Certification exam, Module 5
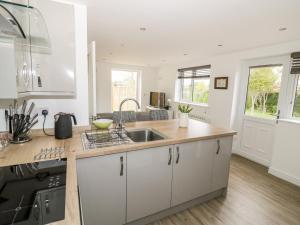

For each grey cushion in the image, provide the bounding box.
[97,113,113,120]
[136,112,151,121]
[113,111,137,123]
[149,110,169,121]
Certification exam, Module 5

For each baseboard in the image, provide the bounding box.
[233,150,270,167]
[268,167,300,187]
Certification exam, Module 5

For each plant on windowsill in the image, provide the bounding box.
[178,104,193,127]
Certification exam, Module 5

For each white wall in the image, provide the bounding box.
[96,62,158,113]
[0,2,89,131]
[158,40,300,186]
[158,39,300,130]
[269,120,300,186]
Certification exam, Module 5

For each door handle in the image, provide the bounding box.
[176,146,180,164]
[168,147,172,165]
[216,140,221,154]
[120,156,124,176]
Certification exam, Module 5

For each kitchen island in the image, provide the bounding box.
[0,119,236,225]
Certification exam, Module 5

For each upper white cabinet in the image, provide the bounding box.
[28,0,75,95]
[172,141,214,206]
[0,0,76,99]
[212,136,233,191]
[77,153,127,225]
[127,146,173,222]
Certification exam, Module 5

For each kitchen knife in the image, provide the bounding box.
[4,110,9,131]
[22,119,38,135]
[8,105,12,134]
[18,113,38,136]
[15,100,28,136]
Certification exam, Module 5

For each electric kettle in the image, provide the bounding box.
[54,113,77,139]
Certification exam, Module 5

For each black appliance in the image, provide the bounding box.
[0,159,67,225]
[54,113,77,139]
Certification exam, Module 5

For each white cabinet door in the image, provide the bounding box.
[127,146,173,222]
[77,153,126,225]
[172,141,214,206]
[212,136,233,191]
[29,0,75,94]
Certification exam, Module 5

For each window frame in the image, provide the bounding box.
[178,65,211,106]
[110,68,142,112]
[290,74,300,120]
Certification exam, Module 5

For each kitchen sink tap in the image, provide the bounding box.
[116,98,140,130]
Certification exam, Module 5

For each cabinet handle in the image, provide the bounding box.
[176,146,180,164]
[77,186,85,225]
[216,140,221,154]
[168,147,172,165]
[120,156,124,176]
[45,195,50,214]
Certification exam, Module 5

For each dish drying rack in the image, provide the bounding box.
[81,128,132,150]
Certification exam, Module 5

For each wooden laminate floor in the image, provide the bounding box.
[150,155,300,225]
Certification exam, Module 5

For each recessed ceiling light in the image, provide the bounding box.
[279,27,287,31]
[218,44,223,47]
[140,27,147,31]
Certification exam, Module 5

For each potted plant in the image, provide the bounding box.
[178,104,193,127]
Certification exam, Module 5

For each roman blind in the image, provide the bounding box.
[178,65,211,79]
[291,52,300,74]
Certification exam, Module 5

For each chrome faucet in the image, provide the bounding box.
[116,98,141,129]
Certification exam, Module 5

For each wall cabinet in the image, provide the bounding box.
[0,0,75,98]
[171,141,214,206]
[28,0,75,95]
[127,146,173,222]
[77,153,126,225]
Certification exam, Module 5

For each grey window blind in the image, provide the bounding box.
[291,52,300,74]
[178,65,211,79]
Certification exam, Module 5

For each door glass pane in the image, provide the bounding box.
[181,79,192,101]
[293,76,300,118]
[111,70,138,111]
[245,65,283,119]
[193,78,209,104]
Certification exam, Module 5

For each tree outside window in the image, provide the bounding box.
[245,65,283,119]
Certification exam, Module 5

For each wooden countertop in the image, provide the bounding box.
[0,119,236,225]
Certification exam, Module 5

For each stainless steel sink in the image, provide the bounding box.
[125,128,167,142]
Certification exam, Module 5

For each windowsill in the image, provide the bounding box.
[173,101,209,108]
[278,118,300,125]
[244,115,276,125]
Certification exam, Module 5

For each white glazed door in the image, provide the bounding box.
[77,153,126,225]
[211,137,233,191]
[238,56,291,166]
[171,141,214,207]
[127,146,173,222]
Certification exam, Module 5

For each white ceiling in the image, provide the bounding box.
[82,0,300,66]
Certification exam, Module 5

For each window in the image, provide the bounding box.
[178,65,211,105]
[245,65,283,119]
[292,75,300,118]
[111,70,140,111]
[291,52,300,119]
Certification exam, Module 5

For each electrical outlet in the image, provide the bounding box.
[36,107,50,117]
